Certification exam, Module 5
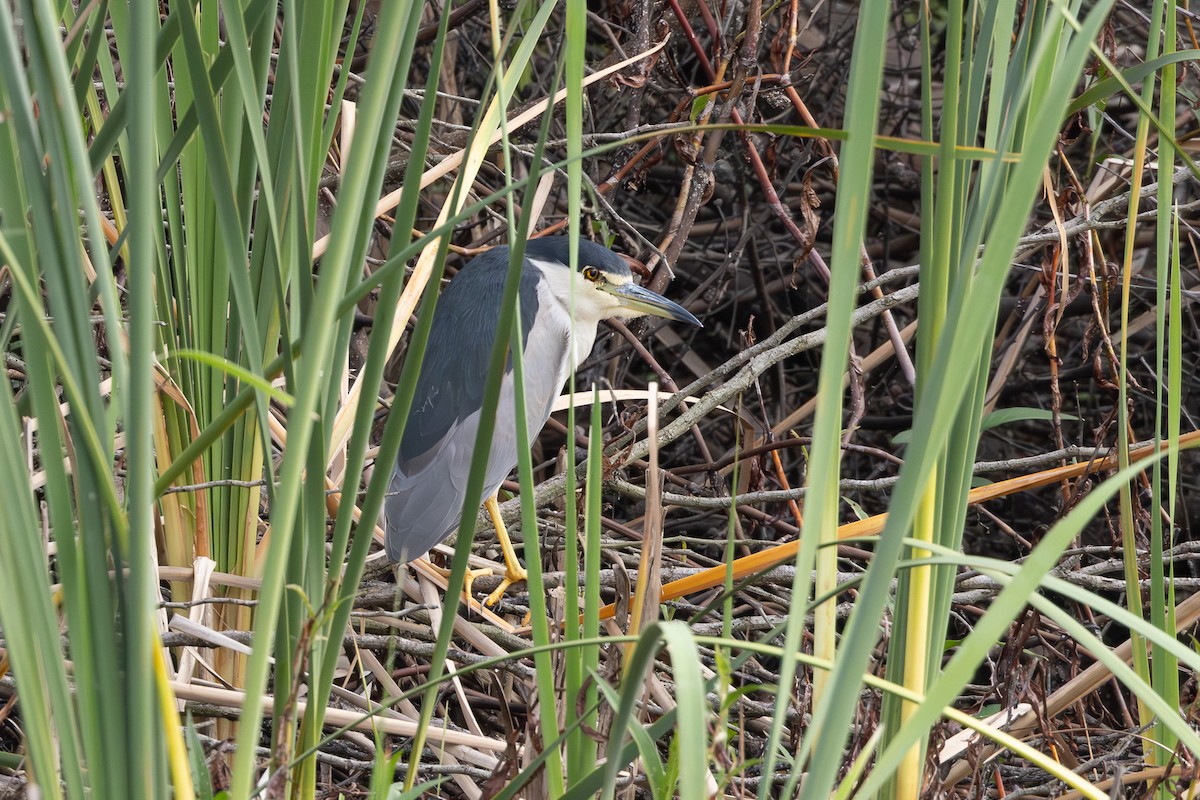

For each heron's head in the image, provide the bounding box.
[522,237,702,328]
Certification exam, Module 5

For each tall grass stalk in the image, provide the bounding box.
[885,0,1004,793]
[1124,0,1182,776]
[396,0,562,788]
[758,0,890,794]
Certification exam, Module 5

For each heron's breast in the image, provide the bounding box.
[518,293,594,429]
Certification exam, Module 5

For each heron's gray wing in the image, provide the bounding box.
[385,416,479,562]
[383,341,568,563]
[385,249,546,562]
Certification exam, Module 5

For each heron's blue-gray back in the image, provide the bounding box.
[398,248,542,461]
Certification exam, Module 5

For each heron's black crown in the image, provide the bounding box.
[521,236,632,281]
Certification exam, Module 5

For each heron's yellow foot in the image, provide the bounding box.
[483,494,528,606]
[484,560,529,607]
[427,562,494,602]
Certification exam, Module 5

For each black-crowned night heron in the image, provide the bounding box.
[385,236,701,605]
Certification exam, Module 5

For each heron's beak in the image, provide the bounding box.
[606,282,702,326]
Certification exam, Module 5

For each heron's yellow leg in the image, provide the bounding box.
[483,494,528,606]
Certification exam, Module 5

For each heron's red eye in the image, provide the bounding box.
[582,266,601,282]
